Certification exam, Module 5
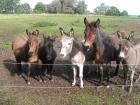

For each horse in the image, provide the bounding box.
[59,27,85,88]
[12,29,39,85]
[119,39,140,92]
[38,35,56,82]
[83,18,122,85]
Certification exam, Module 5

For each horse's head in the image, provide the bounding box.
[59,27,74,59]
[26,29,39,57]
[84,18,100,48]
[119,39,133,59]
[43,35,55,60]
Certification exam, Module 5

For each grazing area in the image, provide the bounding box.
[0,14,140,105]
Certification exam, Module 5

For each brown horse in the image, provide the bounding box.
[12,29,39,85]
[83,18,122,84]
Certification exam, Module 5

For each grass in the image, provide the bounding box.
[0,14,140,37]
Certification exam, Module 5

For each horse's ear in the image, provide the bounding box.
[59,27,65,36]
[84,17,88,26]
[69,28,74,37]
[36,30,39,37]
[95,18,100,26]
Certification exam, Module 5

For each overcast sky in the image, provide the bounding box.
[20,0,140,15]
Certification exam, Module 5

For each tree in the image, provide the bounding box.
[33,2,47,13]
[47,0,61,13]
[75,0,87,14]
[105,6,120,16]
[15,3,31,14]
[94,3,109,15]
[0,0,20,13]
[120,10,128,16]
[60,0,64,13]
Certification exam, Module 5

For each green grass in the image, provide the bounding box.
[0,14,140,37]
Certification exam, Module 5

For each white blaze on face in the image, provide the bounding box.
[119,51,125,58]
[60,37,73,59]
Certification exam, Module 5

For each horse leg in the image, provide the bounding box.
[129,69,135,93]
[106,63,111,85]
[16,59,22,77]
[79,64,84,88]
[27,63,31,85]
[99,65,103,84]
[47,64,53,80]
[123,65,128,86]
[72,66,77,87]
[41,64,47,82]
[115,60,120,75]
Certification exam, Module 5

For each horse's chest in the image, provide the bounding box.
[71,52,85,64]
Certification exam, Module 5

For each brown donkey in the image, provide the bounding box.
[12,29,39,85]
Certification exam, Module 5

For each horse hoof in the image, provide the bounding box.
[43,80,47,83]
[107,85,110,88]
[39,79,42,83]
[27,81,31,85]
[122,85,125,90]
[80,86,84,89]
[72,83,76,87]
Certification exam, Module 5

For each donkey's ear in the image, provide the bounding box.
[84,17,88,26]
[59,27,65,36]
[36,29,39,37]
[128,31,134,40]
[117,30,122,39]
[95,18,100,26]
[70,28,74,37]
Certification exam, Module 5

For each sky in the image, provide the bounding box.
[20,0,140,15]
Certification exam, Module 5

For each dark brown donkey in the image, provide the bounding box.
[83,18,122,84]
[12,29,39,85]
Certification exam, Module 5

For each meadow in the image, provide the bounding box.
[0,14,140,105]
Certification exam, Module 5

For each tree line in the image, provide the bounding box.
[0,0,138,16]
[94,3,128,16]
[0,0,87,14]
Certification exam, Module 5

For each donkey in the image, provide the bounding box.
[83,18,122,84]
[119,39,140,93]
[38,35,56,82]
[113,30,135,44]
[59,27,85,88]
[12,29,39,85]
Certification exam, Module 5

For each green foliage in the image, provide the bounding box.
[120,10,128,16]
[75,0,87,14]
[15,3,31,14]
[0,0,20,13]
[33,21,57,27]
[106,6,120,16]
[94,3,109,15]
[47,0,61,13]
[33,2,47,13]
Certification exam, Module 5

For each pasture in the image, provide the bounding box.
[0,14,140,105]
